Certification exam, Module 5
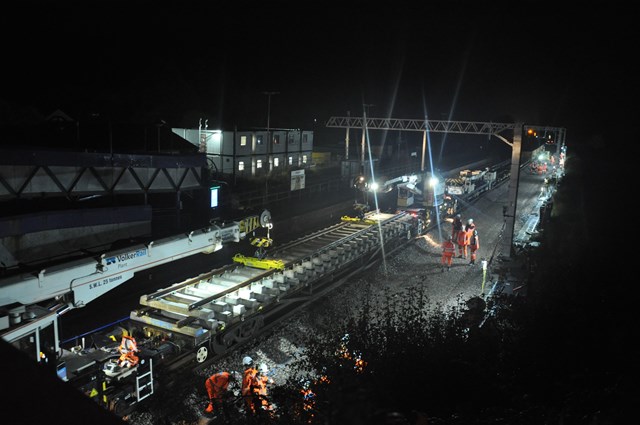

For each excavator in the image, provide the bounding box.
[352,170,456,228]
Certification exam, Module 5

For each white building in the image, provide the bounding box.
[172,127,314,178]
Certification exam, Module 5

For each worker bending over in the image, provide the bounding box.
[204,371,235,417]
[117,335,139,368]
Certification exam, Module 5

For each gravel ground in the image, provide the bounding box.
[126,170,548,425]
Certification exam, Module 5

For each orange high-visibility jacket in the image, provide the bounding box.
[119,335,138,354]
[254,374,273,409]
[242,367,258,397]
[205,371,232,413]
[206,371,231,400]
[457,228,469,246]
[469,229,479,248]
[466,224,476,242]
[442,239,456,256]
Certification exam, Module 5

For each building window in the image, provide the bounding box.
[256,135,264,145]
[238,161,245,171]
[302,134,308,144]
[288,156,293,165]
[274,157,279,167]
[273,134,280,145]
[240,135,247,146]
[288,133,295,144]
[302,155,308,164]
[257,159,263,169]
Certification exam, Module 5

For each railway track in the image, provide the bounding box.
[90,211,422,387]
[187,215,425,373]
[50,157,525,419]
[181,161,520,376]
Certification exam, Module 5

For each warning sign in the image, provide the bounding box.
[291,169,305,191]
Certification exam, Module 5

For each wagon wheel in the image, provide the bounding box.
[195,345,209,363]
[210,315,265,355]
[232,315,265,344]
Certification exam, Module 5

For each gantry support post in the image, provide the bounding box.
[501,123,523,259]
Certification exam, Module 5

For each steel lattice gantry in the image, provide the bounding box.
[0,148,209,267]
[325,116,566,259]
[0,149,206,201]
[325,116,565,149]
[326,116,516,135]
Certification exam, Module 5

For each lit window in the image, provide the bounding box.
[210,186,219,208]
[274,157,279,167]
[302,155,307,164]
[238,161,245,171]
[256,135,264,145]
[257,159,263,169]
[240,136,247,146]
[288,156,293,165]
[273,134,280,145]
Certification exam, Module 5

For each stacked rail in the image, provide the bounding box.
[129,211,421,356]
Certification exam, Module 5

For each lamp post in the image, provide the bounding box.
[262,91,279,200]
[262,91,279,168]
[361,104,374,171]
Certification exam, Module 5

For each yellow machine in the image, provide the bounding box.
[340,215,377,226]
[232,253,285,270]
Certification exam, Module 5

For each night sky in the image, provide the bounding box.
[1,2,633,150]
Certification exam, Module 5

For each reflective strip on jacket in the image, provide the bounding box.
[206,371,231,400]
[457,229,469,246]
[442,240,456,255]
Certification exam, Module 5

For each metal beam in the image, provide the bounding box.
[326,117,564,145]
[326,117,518,136]
[326,116,566,260]
[501,123,524,259]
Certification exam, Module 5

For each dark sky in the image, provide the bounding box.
[1,1,633,147]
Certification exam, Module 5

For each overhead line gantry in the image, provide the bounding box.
[325,116,566,260]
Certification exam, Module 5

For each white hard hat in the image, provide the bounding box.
[259,363,268,374]
[467,218,473,224]
[242,356,253,366]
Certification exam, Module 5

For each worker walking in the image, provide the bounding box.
[468,228,479,265]
[241,356,259,415]
[456,222,470,259]
[204,371,235,418]
[464,218,476,262]
[441,234,456,271]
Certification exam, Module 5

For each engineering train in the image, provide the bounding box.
[1,160,512,419]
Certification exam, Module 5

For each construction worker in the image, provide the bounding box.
[204,371,235,417]
[441,234,456,271]
[456,221,470,259]
[254,363,275,414]
[451,214,463,246]
[466,218,476,235]
[468,228,479,265]
[117,334,139,368]
[241,356,259,414]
